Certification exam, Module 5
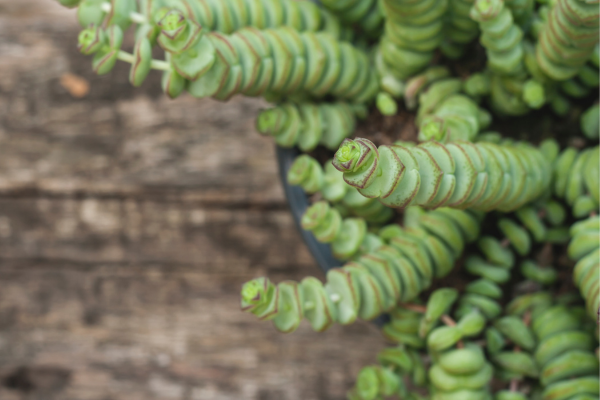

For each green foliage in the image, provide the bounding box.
[536,0,600,80]
[332,138,552,211]
[379,0,448,80]
[57,0,600,398]
[569,216,600,320]
[301,200,382,259]
[256,102,365,151]
[554,146,599,217]
[418,94,490,142]
[470,0,525,76]
[287,155,393,224]
[319,0,383,38]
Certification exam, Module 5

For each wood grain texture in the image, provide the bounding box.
[0,1,386,399]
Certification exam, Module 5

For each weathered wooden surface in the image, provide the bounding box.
[0,1,386,399]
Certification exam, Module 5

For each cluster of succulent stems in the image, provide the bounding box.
[59,0,599,398]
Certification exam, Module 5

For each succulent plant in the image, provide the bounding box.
[57,0,599,398]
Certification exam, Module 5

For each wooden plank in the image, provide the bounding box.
[0,1,387,399]
[0,260,385,400]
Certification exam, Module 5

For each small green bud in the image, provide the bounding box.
[256,108,286,136]
[420,119,446,141]
[523,80,545,109]
[427,326,463,351]
[334,141,361,172]
[355,367,379,400]
[158,10,187,40]
[157,10,203,54]
[464,73,491,97]
[77,25,105,55]
[240,277,279,320]
[241,279,265,305]
[376,92,398,116]
[91,25,123,75]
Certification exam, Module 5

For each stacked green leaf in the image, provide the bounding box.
[504,0,535,27]
[403,66,451,109]
[349,343,428,399]
[73,0,349,38]
[241,207,481,332]
[489,315,539,383]
[418,94,491,142]
[568,216,600,321]
[495,200,570,258]
[470,0,525,76]
[441,0,479,59]
[379,0,448,80]
[559,44,600,99]
[77,11,380,101]
[535,0,600,80]
[301,201,383,260]
[256,102,366,151]
[464,64,546,117]
[318,0,384,38]
[415,78,463,123]
[554,145,599,217]
[332,138,552,211]
[346,364,405,400]
[429,345,494,399]
[287,155,393,224]
[580,103,600,140]
[527,298,600,399]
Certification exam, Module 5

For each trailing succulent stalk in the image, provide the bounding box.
[70,0,350,38]
[568,216,600,321]
[332,138,552,211]
[581,103,600,139]
[441,0,480,59]
[256,102,366,151]
[403,66,451,109]
[300,201,383,260]
[58,0,600,398]
[470,0,525,77]
[553,145,599,217]
[287,155,394,224]
[378,0,448,81]
[535,0,600,81]
[418,94,492,142]
[77,11,380,101]
[470,0,525,76]
[513,293,600,399]
[558,44,600,99]
[415,78,463,123]
[241,207,482,333]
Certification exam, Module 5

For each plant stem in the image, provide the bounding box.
[117,50,170,71]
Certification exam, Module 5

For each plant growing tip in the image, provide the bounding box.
[241,279,265,305]
[78,25,105,55]
[157,10,203,54]
[522,80,545,109]
[419,119,446,142]
[376,92,397,116]
[333,139,364,174]
[471,0,503,20]
[158,10,187,40]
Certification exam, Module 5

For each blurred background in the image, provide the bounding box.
[0,1,385,399]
